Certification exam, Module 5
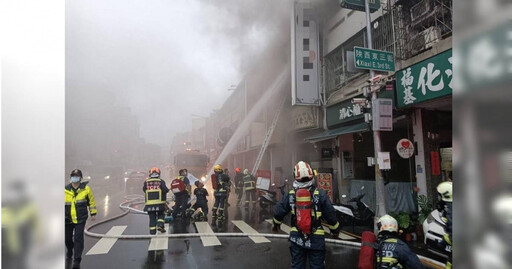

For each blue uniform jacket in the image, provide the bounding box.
[376,234,424,269]
[273,187,340,251]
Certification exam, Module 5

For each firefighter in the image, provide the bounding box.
[273,161,341,269]
[172,169,190,218]
[234,167,244,205]
[436,181,452,269]
[65,169,97,269]
[243,169,257,208]
[143,167,169,234]
[375,215,423,269]
[211,164,230,220]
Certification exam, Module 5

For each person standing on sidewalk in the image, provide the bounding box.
[65,169,97,269]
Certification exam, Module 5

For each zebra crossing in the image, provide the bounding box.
[85,219,358,256]
[86,220,271,255]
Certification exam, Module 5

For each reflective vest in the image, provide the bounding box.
[145,178,166,206]
[243,174,255,190]
[65,182,97,224]
[289,188,325,236]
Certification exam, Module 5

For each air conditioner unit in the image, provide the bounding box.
[424,27,441,48]
[410,0,432,22]
[410,32,426,55]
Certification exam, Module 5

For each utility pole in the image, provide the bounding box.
[364,0,387,219]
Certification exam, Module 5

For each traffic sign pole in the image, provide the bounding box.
[364,0,387,221]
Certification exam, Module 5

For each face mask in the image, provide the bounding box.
[70,176,81,183]
[150,173,159,178]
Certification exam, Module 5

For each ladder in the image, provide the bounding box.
[251,94,287,176]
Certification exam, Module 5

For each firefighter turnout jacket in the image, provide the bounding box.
[65,182,97,224]
[143,177,169,212]
[243,174,256,191]
[375,233,424,269]
[215,173,230,196]
[273,187,340,250]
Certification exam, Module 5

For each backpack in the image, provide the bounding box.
[292,187,319,235]
[171,177,186,194]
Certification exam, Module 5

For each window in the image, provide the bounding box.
[303,57,313,69]
[303,75,310,81]
[303,38,309,51]
[303,20,309,27]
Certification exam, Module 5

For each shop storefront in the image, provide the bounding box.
[395,48,453,203]
[307,87,419,213]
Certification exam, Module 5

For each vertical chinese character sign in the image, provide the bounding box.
[396,49,453,107]
[317,173,333,201]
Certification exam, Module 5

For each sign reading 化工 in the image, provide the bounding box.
[396,49,452,108]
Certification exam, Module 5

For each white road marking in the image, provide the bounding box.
[86,226,127,255]
[148,223,170,251]
[323,225,356,240]
[194,221,221,247]
[265,219,291,234]
[232,220,271,243]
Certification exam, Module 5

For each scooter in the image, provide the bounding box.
[422,209,451,258]
[333,186,375,229]
[258,181,288,217]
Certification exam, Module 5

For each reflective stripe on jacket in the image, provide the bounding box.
[243,174,255,190]
[65,182,97,224]
[273,187,340,250]
[215,173,230,194]
[375,236,424,269]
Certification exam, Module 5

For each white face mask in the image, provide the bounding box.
[70,176,81,183]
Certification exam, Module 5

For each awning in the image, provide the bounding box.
[305,122,369,143]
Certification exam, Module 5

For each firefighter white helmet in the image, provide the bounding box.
[293,161,314,182]
[377,215,398,233]
[437,181,453,202]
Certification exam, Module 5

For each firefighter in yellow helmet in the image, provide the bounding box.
[143,167,169,234]
[65,169,97,269]
[211,164,230,220]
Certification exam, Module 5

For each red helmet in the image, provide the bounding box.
[149,167,160,177]
[235,168,241,173]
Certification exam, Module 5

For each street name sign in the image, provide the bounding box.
[354,46,395,72]
[340,0,380,13]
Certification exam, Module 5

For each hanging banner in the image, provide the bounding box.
[431,151,441,176]
[396,138,415,159]
[317,173,333,201]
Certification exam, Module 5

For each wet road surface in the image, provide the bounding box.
[77,179,441,269]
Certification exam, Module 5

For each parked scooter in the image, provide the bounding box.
[422,209,451,258]
[333,186,374,229]
[258,181,288,218]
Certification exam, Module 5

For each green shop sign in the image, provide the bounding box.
[340,0,380,13]
[326,95,365,128]
[396,49,452,108]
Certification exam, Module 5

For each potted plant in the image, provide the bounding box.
[390,212,414,242]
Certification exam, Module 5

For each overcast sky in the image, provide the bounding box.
[66,0,292,147]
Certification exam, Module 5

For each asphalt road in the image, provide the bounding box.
[74,179,441,269]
